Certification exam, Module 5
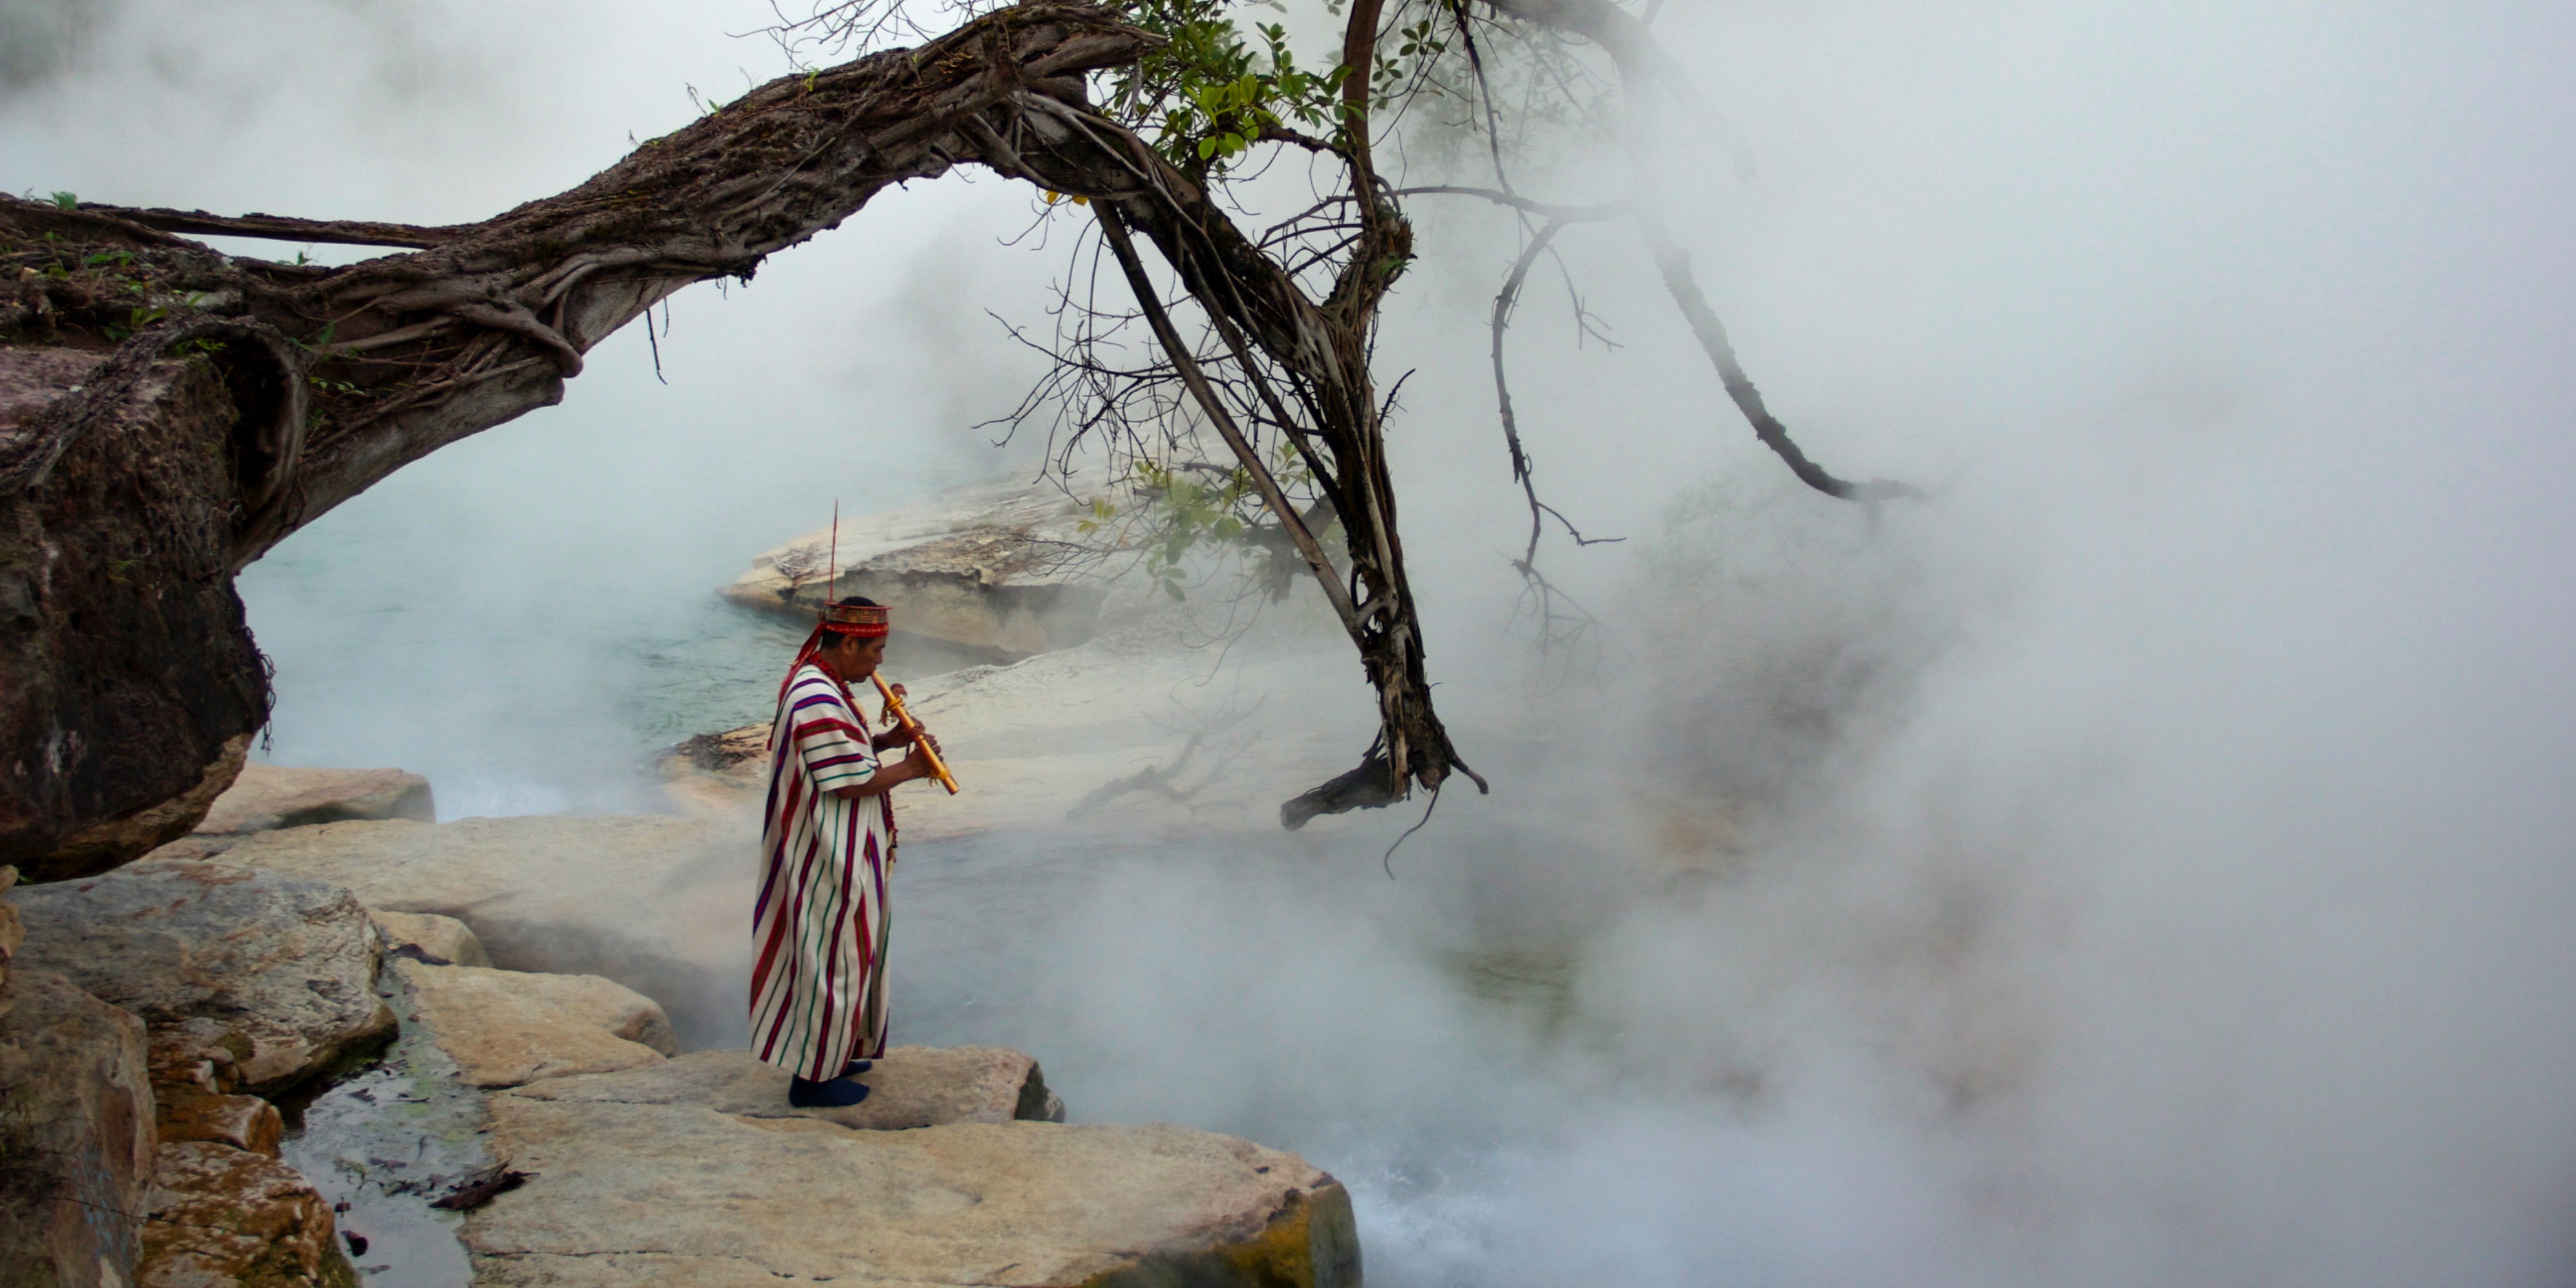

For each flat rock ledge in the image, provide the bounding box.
[194,763,436,838]
[466,1109,1358,1288]
[211,815,735,1040]
[513,1045,1065,1131]
[395,958,678,1088]
[377,960,1348,1286]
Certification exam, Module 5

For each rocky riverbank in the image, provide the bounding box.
[0,766,1361,1287]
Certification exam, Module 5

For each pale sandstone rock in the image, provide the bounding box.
[194,763,435,838]
[368,908,489,967]
[12,859,394,1094]
[214,815,739,1043]
[723,478,1119,660]
[513,1045,1064,1130]
[0,971,155,1288]
[138,1141,355,1288]
[395,958,676,1088]
[466,1101,1359,1288]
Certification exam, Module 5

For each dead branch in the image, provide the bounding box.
[1631,206,1925,503]
[74,205,465,250]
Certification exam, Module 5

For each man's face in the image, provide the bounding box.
[829,634,888,680]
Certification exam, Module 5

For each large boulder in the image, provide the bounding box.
[465,1101,1359,1287]
[137,1141,354,1288]
[0,321,281,882]
[0,971,156,1288]
[192,764,435,838]
[11,859,395,1095]
[394,959,676,1088]
[512,1045,1064,1131]
[211,815,741,1046]
[723,479,1119,661]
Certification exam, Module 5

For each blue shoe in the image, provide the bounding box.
[788,1075,871,1108]
[843,1059,873,1077]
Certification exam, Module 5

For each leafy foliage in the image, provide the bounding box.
[1106,0,1348,174]
[1079,441,1330,601]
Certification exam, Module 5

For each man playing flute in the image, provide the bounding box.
[750,596,944,1108]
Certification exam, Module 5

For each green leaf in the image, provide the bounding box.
[49,191,75,209]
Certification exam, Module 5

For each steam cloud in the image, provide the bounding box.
[6,1,2573,1284]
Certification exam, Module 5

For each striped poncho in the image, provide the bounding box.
[749,661,895,1081]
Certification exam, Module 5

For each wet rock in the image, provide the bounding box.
[137,1141,355,1288]
[395,959,676,1088]
[12,859,395,1095]
[723,478,1117,661]
[155,1090,283,1157]
[0,970,155,1288]
[214,815,739,1045]
[369,909,489,968]
[193,763,436,839]
[466,1103,1358,1287]
[513,1045,1065,1130]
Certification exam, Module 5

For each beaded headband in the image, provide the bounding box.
[820,601,890,639]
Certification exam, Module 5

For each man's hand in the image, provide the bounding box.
[887,738,943,785]
[829,736,946,799]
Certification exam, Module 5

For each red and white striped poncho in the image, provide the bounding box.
[749,661,894,1081]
